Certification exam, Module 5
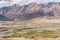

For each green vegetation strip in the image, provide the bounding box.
[3,29,60,38]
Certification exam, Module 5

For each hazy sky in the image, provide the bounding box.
[11,0,60,5]
[0,0,60,3]
[0,0,60,6]
[12,0,60,4]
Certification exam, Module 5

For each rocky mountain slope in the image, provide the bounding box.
[0,2,60,21]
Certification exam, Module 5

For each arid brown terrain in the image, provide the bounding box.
[0,2,60,40]
[0,2,60,21]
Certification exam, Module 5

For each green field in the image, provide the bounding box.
[2,29,60,38]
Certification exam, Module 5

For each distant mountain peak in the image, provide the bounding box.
[0,2,60,21]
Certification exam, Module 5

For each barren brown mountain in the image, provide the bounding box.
[0,2,60,21]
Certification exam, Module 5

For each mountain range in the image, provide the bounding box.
[0,2,60,21]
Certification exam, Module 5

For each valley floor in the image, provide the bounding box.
[1,38,60,40]
[0,20,60,40]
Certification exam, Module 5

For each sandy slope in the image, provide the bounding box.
[1,38,60,40]
[0,37,32,40]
